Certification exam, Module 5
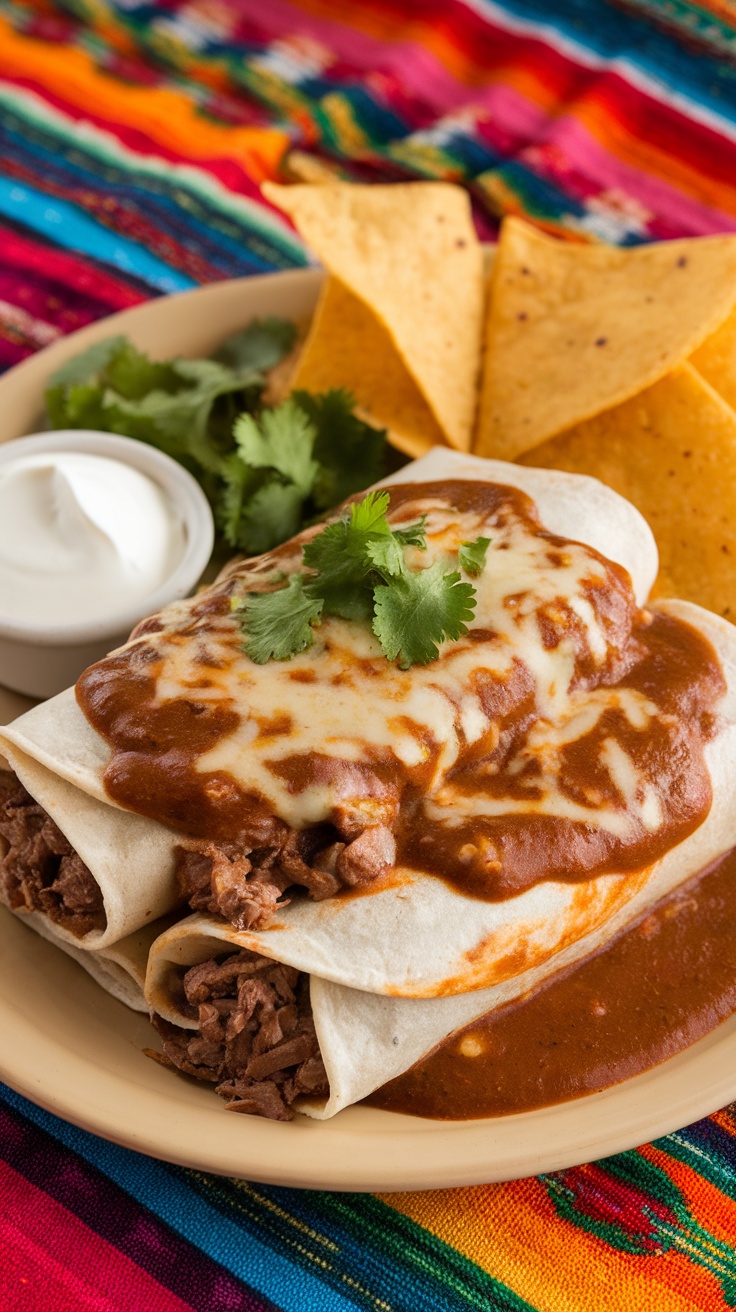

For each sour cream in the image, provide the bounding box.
[0,451,186,628]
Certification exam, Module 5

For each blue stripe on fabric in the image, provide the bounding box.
[0,1084,358,1312]
[0,121,293,277]
[189,1174,536,1312]
[0,177,196,293]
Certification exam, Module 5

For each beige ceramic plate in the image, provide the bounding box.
[1,271,736,1192]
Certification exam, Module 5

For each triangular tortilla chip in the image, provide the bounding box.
[263,181,484,451]
[476,217,736,461]
[519,363,736,619]
[690,304,736,411]
[288,276,445,458]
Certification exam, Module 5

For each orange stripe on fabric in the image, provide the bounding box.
[559,88,736,220]
[0,16,290,180]
[379,1179,724,1312]
[643,1142,736,1259]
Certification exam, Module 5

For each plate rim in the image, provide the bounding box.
[3,899,736,1192]
[1,270,735,1191]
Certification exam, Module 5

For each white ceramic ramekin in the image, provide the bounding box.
[0,430,215,698]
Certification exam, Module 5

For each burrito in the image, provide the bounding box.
[1,450,732,1118]
[0,448,663,979]
[140,596,736,1117]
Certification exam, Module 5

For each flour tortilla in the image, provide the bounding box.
[0,451,659,985]
[139,600,736,998]
[0,742,178,951]
[147,601,736,1115]
[8,908,168,1011]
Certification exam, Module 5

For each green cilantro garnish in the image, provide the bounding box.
[234,398,319,495]
[45,326,388,558]
[294,388,387,511]
[373,562,477,669]
[215,317,297,374]
[235,492,485,669]
[302,491,427,621]
[459,536,491,577]
[239,575,324,664]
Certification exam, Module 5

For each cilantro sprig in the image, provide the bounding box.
[459,536,491,577]
[45,326,388,556]
[235,491,484,669]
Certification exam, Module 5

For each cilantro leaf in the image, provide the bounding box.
[393,515,428,548]
[216,318,297,373]
[373,562,476,668]
[348,489,392,535]
[236,575,323,663]
[216,454,250,548]
[302,491,394,621]
[234,479,306,555]
[105,340,181,399]
[365,534,405,578]
[294,389,387,509]
[46,337,129,430]
[234,400,318,495]
[101,385,227,475]
[47,336,127,389]
[459,536,491,577]
[302,520,375,621]
[45,380,107,431]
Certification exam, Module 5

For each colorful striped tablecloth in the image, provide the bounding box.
[3,2,736,1307]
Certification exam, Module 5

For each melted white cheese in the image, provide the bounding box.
[140,489,665,841]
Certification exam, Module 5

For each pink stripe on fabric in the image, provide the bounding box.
[535,111,736,235]
[0,225,146,308]
[0,1160,196,1312]
[234,0,491,112]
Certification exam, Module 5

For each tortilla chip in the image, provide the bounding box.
[689,304,736,412]
[262,181,484,451]
[476,217,736,462]
[281,150,345,185]
[288,276,445,457]
[519,363,736,619]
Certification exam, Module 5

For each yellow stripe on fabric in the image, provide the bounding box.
[378,1180,723,1312]
[0,16,290,179]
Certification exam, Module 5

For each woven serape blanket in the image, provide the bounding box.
[3,1,736,1308]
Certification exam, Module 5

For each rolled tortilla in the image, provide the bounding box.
[6,907,173,1011]
[0,450,658,969]
[0,448,661,976]
[0,744,178,950]
[159,590,736,999]
[2,601,731,996]
[146,602,736,1116]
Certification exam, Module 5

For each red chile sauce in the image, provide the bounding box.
[369,846,736,1119]
[76,480,725,902]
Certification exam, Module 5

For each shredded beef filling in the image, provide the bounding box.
[0,771,106,938]
[175,819,396,931]
[150,949,328,1120]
